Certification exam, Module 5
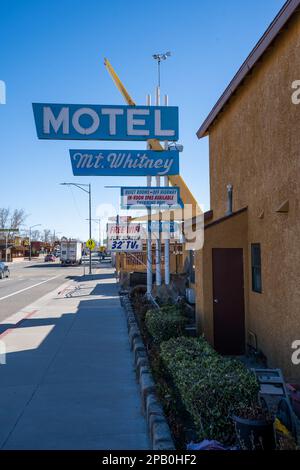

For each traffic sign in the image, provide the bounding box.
[86,239,96,250]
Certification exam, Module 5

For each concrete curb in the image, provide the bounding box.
[121,294,176,450]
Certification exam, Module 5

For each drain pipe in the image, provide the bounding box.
[226,184,233,215]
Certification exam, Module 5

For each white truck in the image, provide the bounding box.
[60,240,82,266]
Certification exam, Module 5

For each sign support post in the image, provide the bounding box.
[146,94,153,298]
[164,94,170,286]
[88,183,92,275]
[155,86,162,287]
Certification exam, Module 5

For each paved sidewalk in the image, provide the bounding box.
[0,267,150,450]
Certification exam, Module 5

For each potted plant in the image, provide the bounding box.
[232,404,276,450]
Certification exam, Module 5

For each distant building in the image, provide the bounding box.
[0,244,12,261]
[0,241,26,261]
[195,0,300,381]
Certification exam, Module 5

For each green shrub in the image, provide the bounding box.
[145,305,188,343]
[160,337,259,442]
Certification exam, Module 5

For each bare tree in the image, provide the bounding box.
[43,229,52,243]
[0,208,10,229]
[30,230,41,241]
[9,209,27,239]
[0,208,27,240]
[10,209,27,230]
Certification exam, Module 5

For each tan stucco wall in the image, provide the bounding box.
[196,211,248,346]
[203,12,300,381]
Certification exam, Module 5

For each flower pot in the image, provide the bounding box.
[232,415,276,450]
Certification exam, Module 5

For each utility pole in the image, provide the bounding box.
[60,182,92,275]
[88,218,101,248]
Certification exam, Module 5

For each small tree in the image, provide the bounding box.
[0,208,10,229]
[10,209,27,229]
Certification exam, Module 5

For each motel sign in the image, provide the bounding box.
[32,103,179,141]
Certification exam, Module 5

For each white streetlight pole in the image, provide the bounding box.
[152,52,171,288]
[146,93,153,298]
[60,182,92,275]
[164,93,170,286]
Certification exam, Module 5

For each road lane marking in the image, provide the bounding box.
[0,274,63,301]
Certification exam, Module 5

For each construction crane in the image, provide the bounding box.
[103,58,199,209]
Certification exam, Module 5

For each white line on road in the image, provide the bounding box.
[0,274,63,301]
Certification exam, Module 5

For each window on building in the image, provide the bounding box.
[251,243,262,293]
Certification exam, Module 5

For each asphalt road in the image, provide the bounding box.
[0,257,106,323]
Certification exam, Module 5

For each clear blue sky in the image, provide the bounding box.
[0,0,285,241]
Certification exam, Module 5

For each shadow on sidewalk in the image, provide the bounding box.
[0,278,150,450]
[24,263,61,269]
[66,272,115,283]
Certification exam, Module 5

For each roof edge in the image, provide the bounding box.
[204,207,248,230]
[197,0,300,138]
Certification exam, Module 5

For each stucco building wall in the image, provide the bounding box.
[196,11,300,380]
[196,211,248,345]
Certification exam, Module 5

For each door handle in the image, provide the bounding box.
[213,299,219,303]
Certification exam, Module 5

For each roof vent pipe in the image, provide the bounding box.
[226,184,233,215]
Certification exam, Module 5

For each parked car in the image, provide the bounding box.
[0,262,10,279]
[44,254,56,262]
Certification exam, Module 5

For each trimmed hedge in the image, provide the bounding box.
[160,337,259,442]
[145,306,188,343]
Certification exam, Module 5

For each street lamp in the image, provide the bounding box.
[29,224,41,260]
[60,182,92,275]
[152,51,171,88]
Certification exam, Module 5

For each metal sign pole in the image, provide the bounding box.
[164,94,170,286]
[155,86,162,287]
[88,183,92,275]
[146,94,152,298]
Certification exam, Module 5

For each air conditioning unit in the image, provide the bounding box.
[185,288,195,304]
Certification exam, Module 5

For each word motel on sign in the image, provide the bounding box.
[32,104,179,141]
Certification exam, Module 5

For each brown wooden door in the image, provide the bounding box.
[212,248,245,355]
